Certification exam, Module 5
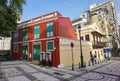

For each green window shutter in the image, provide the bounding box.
[34,26,40,39]
[14,32,18,42]
[47,41,54,50]
[23,29,25,40]
[23,28,28,40]
[26,29,28,39]
[14,44,18,52]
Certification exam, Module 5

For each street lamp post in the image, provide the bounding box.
[78,25,84,68]
[70,42,74,71]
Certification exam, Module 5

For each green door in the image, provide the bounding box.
[33,44,40,60]
[22,44,28,60]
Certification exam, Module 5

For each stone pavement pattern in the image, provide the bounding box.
[0,60,120,81]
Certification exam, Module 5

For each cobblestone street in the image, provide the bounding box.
[0,60,120,81]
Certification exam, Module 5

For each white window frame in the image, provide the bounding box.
[46,22,54,38]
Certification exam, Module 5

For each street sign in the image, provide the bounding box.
[70,42,74,48]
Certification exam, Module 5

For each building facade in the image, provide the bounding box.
[72,1,118,58]
[90,1,118,56]
[0,37,11,55]
[11,11,92,67]
[72,18,105,62]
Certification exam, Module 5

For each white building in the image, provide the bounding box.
[0,37,11,55]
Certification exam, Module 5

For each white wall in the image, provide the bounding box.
[0,37,11,50]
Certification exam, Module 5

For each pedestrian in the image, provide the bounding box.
[90,51,94,65]
[94,54,96,64]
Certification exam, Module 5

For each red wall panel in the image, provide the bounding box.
[58,17,77,39]
[28,42,32,62]
[28,26,34,40]
[19,28,23,41]
[40,22,47,38]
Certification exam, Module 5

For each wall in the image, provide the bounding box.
[59,37,91,67]
[0,37,11,50]
[58,17,77,39]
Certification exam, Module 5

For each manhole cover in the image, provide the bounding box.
[81,72,104,80]
[53,72,64,76]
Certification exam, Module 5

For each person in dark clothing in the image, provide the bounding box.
[94,54,97,64]
[90,51,94,65]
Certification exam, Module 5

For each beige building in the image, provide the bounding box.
[0,37,11,55]
[73,22,105,63]
[59,37,91,67]
[90,1,118,49]
[72,1,118,59]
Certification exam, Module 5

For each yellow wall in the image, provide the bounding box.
[59,37,91,67]
[77,26,105,62]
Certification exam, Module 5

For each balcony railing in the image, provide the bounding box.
[92,41,106,48]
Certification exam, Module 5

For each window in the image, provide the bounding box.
[23,28,28,41]
[85,34,90,41]
[47,41,54,51]
[101,50,103,56]
[46,22,54,37]
[14,44,18,52]
[34,26,40,39]
[14,32,18,42]
[80,36,84,40]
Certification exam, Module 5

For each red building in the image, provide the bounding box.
[11,11,77,67]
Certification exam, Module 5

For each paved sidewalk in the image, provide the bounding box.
[0,60,120,81]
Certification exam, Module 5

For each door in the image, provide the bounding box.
[22,44,28,60]
[33,44,40,60]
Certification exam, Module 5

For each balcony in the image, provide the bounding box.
[92,41,106,48]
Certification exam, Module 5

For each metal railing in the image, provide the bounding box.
[92,41,106,48]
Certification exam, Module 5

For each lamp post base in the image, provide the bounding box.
[81,55,84,68]
[78,62,81,69]
[72,63,74,71]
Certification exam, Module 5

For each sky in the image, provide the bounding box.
[21,0,120,25]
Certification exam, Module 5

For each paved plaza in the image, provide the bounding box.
[0,60,120,81]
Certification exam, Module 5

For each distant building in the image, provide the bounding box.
[72,18,105,62]
[11,11,92,67]
[0,37,11,55]
[90,1,118,56]
[72,1,118,59]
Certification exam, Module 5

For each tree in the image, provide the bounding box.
[0,0,26,37]
[111,34,118,57]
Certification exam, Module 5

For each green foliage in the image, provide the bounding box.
[0,0,26,37]
[111,35,118,57]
